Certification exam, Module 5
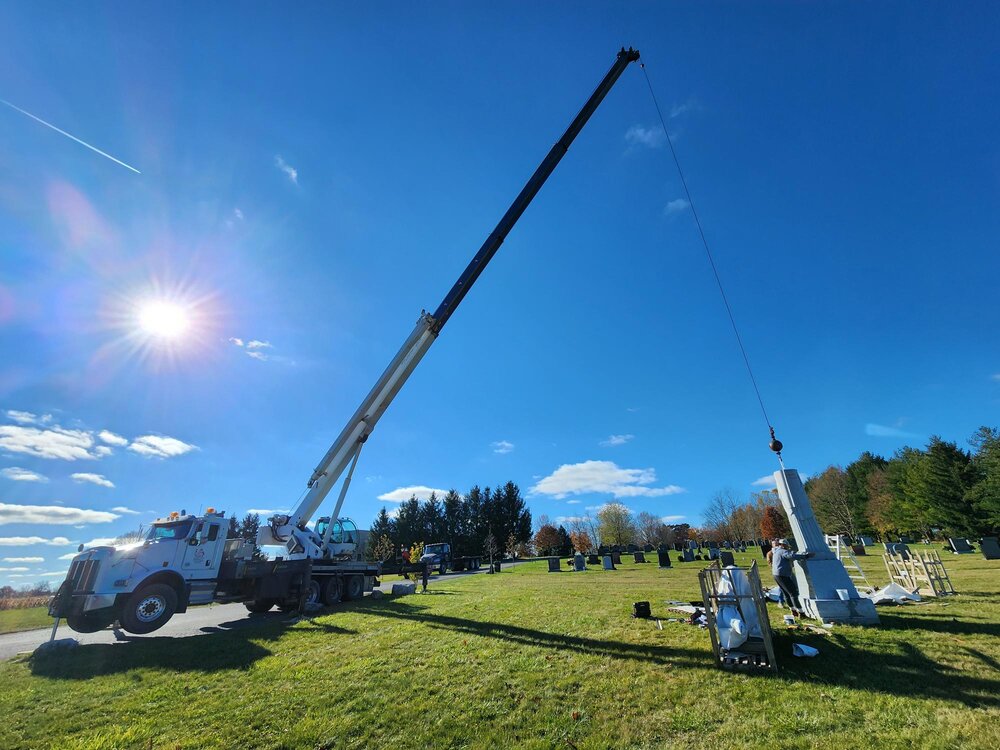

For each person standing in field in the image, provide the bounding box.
[421,561,430,593]
[401,545,411,580]
[771,538,814,617]
[765,539,786,608]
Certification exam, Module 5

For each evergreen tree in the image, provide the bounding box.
[368,507,395,556]
[968,426,1000,529]
[921,437,978,535]
[395,496,421,549]
[442,489,465,547]
[844,451,886,534]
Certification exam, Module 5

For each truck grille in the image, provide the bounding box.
[66,558,100,592]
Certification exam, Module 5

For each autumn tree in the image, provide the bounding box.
[570,530,592,553]
[760,506,790,540]
[597,502,637,547]
[533,524,561,555]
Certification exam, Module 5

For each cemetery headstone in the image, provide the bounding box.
[899,535,912,544]
[708,547,720,561]
[573,553,586,572]
[627,544,638,553]
[587,553,600,565]
[611,552,622,565]
[719,550,735,567]
[547,557,562,572]
[851,545,867,556]
[633,552,646,563]
[948,537,974,554]
[602,555,615,570]
[980,537,1000,560]
[682,548,695,563]
[859,536,874,546]
[657,550,672,567]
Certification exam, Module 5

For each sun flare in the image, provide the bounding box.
[137,300,191,340]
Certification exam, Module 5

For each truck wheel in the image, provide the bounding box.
[120,583,178,634]
[304,579,321,607]
[321,576,342,605]
[439,562,447,575]
[66,610,115,633]
[245,598,276,614]
[343,575,364,601]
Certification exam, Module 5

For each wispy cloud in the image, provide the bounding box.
[0,536,73,546]
[0,424,102,460]
[865,423,921,440]
[71,472,115,488]
[600,434,634,447]
[128,435,197,459]
[2,556,43,563]
[1,467,48,483]
[246,340,271,350]
[669,98,702,119]
[664,198,690,216]
[234,208,244,221]
[0,566,29,572]
[275,155,298,184]
[531,460,685,500]
[377,486,451,502]
[991,373,1000,382]
[98,430,128,447]
[111,506,140,515]
[566,500,582,505]
[661,515,686,522]
[752,474,777,487]
[230,337,274,362]
[5,410,52,426]
[247,508,284,516]
[0,502,119,526]
[1,98,141,173]
[624,124,667,149]
[491,440,514,455]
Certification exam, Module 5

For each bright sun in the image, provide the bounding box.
[137,300,191,339]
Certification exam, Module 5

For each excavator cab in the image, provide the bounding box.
[314,517,359,558]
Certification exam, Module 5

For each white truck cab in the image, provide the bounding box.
[51,509,249,634]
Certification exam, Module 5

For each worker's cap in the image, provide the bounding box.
[778,538,791,546]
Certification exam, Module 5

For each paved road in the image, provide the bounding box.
[0,566,496,661]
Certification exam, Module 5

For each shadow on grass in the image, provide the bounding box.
[363,598,1000,707]
[877,611,1000,638]
[29,614,356,680]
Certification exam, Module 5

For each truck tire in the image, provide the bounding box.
[304,579,321,607]
[439,562,447,575]
[343,575,364,601]
[66,610,115,633]
[321,576,342,605]
[245,598,276,614]
[120,583,178,634]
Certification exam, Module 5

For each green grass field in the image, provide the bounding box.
[1,547,998,750]
[0,606,52,635]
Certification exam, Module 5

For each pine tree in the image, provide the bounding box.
[968,426,1000,529]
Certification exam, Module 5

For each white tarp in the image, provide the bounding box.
[715,568,763,649]
[863,582,921,605]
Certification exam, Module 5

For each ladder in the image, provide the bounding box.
[829,537,874,593]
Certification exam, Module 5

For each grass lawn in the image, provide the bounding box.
[0,606,52,635]
[1,547,998,749]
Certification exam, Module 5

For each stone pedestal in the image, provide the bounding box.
[773,468,879,625]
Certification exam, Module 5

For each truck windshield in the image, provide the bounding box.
[146,520,194,541]
[424,544,447,555]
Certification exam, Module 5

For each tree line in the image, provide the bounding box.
[533,504,692,555]
[368,481,532,560]
[804,426,999,539]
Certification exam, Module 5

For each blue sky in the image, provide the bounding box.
[1,2,998,586]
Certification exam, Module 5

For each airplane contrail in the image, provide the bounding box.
[1,98,141,174]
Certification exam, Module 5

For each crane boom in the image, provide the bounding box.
[261,47,640,554]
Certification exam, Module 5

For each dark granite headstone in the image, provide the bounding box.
[851,545,867,556]
[682,548,695,563]
[602,555,615,570]
[657,550,672,567]
[719,550,735,567]
[980,537,1000,560]
[611,552,622,565]
[587,553,600,565]
[633,552,646,563]
[573,553,586,572]
[948,537,974,554]
[547,557,561,572]
[899,535,912,544]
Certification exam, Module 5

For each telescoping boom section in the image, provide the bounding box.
[260,48,641,557]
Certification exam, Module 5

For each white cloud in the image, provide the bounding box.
[234,208,244,221]
[247,508,282,516]
[377,486,451,502]
[94,446,113,457]
[992,373,1000,382]
[566,500,581,505]
[246,350,269,361]
[600,434,634,447]
[275,155,298,184]
[661,515,686,523]
[491,440,514,455]
[229,337,245,347]
[98,430,128,447]
[231,338,273,361]
[71,473,115,488]
[2,556,43,563]
[0,566,29,572]
[0,502,119,526]
[669,98,701,119]
[81,537,116,548]
[865,423,920,439]
[752,474,777,487]
[1,467,48,483]
[246,340,272,350]
[0,536,73,546]
[5,410,53,426]
[57,552,78,560]
[0,425,102,460]
[625,124,666,149]
[39,570,69,577]
[665,198,690,216]
[531,460,685,500]
[111,506,140,515]
[128,435,197,459]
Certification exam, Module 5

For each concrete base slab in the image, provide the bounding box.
[391,583,416,596]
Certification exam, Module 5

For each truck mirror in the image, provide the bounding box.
[188,537,199,546]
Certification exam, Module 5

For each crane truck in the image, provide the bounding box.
[50,47,641,635]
